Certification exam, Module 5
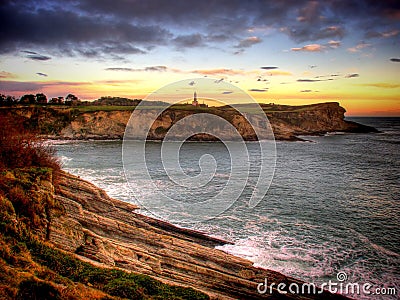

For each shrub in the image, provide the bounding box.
[28,238,209,299]
[131,274,162,295]
[16,278,61,300]
[154,126,168,135]
[104,278,145,299]
[0,115,60,173]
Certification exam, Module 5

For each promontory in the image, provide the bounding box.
[0,102,377,141]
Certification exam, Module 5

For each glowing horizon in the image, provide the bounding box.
[0,1,399,116]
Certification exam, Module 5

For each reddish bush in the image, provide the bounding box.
[0,115,60,172]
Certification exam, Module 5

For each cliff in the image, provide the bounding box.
[0,167,350,299]
[51,171,348,299]
[0,102,377,141]
[264,102,376,140]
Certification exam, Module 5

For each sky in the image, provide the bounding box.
[0,0,399,116]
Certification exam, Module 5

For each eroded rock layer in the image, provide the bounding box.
[49,171,348,299]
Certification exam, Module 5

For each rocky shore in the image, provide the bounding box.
[47,170,348,299]
[0,102,377,141]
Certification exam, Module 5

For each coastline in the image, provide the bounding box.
[0,102,378,142]
[48,169,349,299]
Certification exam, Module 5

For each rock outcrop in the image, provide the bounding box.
[0,102,377,141]
[265,102,376,140]
[48,171,348,299]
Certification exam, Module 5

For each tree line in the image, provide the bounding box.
[0,94,144,107]
[0,93,80,106]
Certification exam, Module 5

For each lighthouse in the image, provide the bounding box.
[192,91,199,106]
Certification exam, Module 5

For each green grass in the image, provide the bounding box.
[76,105,136,112]
[76,105,176,112]
[0,168,209,300]
[27,237,209,299]
[6,103,329,115]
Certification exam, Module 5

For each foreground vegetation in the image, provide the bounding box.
[0,116,209,299]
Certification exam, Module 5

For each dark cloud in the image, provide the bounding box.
[188,81,195,86]
[284,0,397,42]
[261,66,278,70]
[297,79,322,82]
[21,50,37,55]
[0,1,170,57]
[222,91,233,94]
[0,80,90,92]
[21,51,51,61]
[365,30,399,39]
[256,76,269,82]
[235,37,262,48]
[207,34,231,43]
[345,73,360,78]
[283,25,345,43]
[105,67,134,72]
[140,66,168,72]
[390,58,400,62]
[300,89,312,92]
[233,49,244,55]
[36,72,48,77]
[0,0,399,58]
[249,88,268,92]
[27,54,51,61]
[315,74,340,80]
[105,66,168,72]
[173,34,203,48]
[0,80,42,92]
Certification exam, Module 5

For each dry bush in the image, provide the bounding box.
[0,115,60,173]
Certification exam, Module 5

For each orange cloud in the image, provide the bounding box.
[192,68,292,77]
[291,44,325,52]
[358,82,400,89]
[0,71,17,79]
[192,68,246,76]
[263,70,293,76]
[235,36,262,48]
[347,42,371,53]
[327,40,341,48]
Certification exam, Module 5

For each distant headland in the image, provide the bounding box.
[0,93,377,141]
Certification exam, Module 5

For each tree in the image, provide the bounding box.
[5,95,16,106]
[65,94,80,106]
[0,95,16,106]
[65,94,78,101]
[36,93,47,104]
[20,94,36,104]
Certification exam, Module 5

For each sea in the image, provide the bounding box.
[53,117,399,299]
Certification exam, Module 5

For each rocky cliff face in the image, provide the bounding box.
[266,102,375,139]
[48,171,348,299]
[0,102,376,141]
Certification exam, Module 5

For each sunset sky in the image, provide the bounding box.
[1,0,399,116]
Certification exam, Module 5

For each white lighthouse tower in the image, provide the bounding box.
[192,91,199,106]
